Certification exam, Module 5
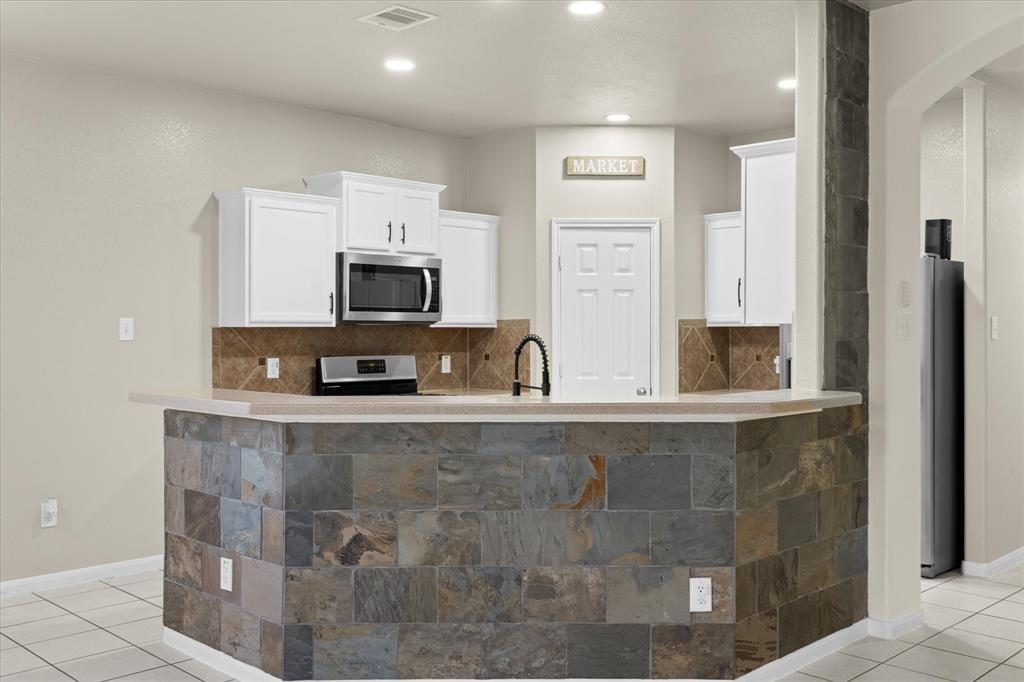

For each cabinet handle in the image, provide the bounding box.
[401,222,406,244]
[329,293,334,315]
[737,277,742,307]
[387,221,392,242]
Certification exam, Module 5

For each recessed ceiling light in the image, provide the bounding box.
[777,78,798,90]
[385,58,416,72]
[605,113,631,123]
[568,1,606,16]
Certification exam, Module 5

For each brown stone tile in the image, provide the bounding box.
[799,439,837,493]
[201,544,241,606]
[240,556,283,622]
[397,511,480,566]
[165,484,184,535]
[835,434,868,484]
[261,620,283,678]
[353,454,437,509]
[851,573,868,621]
[691,567,734,624]
[797,537,836,596]
[313,623,397,679]
[756,549,798,613]
[353,567,437,623]
[736,503,777,564]
[438,567,523,623]
[818,579,853,637]
[757,445,801,503]
[165,437,201,490]
[853,478,868,528]
[735,610,778,676]
[315,511,397,567]
[778,492,818,550]
[567,624,650,679]
[481,623,566,679]
[651,623,735,679]
[398,624,488,678]
[818,484,855,538]
[183,586,221,649]
[778,592,820,657]
[283,567,353,624]
[183,489,220,545]
[566,423,650,455]
[523,567,605,622]
[736,451,758,510]
[220,602,260,667]
[165,532,202,591]
[607,566,689,623]
[164,580,185,633]
[735,562,757,622]
[262,507,285,565]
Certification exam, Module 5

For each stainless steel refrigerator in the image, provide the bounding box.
[920,255,964,578]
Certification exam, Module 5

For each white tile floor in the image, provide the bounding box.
[788,565,1024,682]
[0,570,233,682]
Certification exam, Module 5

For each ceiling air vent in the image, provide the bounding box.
[358,5,438,31]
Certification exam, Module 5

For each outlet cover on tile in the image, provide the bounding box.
[690,577,712,612]
[220,557,233,591]
[441,355,451,374]
[266,357,280,379]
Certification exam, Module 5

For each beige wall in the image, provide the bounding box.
[534,126,677,393]
[920,97,966,258]
[674,128,731,319]
[0,56,470,581]
[868,0,1023,623]
[977,73,1024,562]
[466,128,537,321]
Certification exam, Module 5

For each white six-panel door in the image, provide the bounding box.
[556,224,654,400]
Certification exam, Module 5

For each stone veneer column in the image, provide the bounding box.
[822,0,870,397]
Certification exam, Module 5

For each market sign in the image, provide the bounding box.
[564,156,645,177]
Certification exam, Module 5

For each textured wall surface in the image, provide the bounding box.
[163,406,864,680]
[822,0,869,396]
[677,321,781,393]
[212,320,530,394]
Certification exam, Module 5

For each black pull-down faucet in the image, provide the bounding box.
[512,334,551,397]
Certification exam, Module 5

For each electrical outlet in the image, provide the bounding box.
[897,312,912,340]
[40,499,58,528]
[118,318,134,341]
[991,316,999,340]
[220,557,233,591]
[267,357,280,379]
[441,355,451,374]
[690,577,712,613]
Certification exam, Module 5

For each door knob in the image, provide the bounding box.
[636,387,648,396]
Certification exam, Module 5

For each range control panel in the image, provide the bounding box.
[356,359,387,375]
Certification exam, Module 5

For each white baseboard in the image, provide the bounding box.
[165,628,278,682]
[737,619,869,681]
[0,555,162,598]
[962,546,1024,578]
[868,609,925,639]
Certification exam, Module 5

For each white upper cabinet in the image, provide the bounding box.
[304,171,445,256]
[704,211,745,325]
[433,210,499,328]
[215,188,338,327]
[707,138,795,326]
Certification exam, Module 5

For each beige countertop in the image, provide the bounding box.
[129,387,862,423]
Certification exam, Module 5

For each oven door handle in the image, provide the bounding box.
[422,268,432,312]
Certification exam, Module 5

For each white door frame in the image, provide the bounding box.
[550,219,661,398]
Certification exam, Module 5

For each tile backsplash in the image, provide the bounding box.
[213,319,530,395]
[677,320,781,393]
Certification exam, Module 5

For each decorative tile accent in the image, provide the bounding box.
[678,321,730,392]
[213,320,530,395]
[729,326,782,390]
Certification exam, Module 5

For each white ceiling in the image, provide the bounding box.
[0,0,797,139]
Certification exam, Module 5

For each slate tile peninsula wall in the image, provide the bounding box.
[163,406,866,680]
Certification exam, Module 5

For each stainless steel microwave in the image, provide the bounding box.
[338,252,441,323]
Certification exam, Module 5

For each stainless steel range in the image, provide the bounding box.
[314,355,430,396]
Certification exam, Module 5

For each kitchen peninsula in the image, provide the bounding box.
[133,388,867,680]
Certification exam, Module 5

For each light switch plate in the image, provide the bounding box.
[690,577,712,612]
[118,318,134,341]
[220,557,233,591]
[267,357,280,379]
[991,316,999,340]
[897,312,912,340]
[441,355,451,374]
[40,499,58,528]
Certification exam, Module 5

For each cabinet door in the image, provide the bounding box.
[705,217,745,325]
[435,216,498,327]
[743,152,795,324]
[394,188,439,255]
[344,181,394,251]
[248,197,336,326]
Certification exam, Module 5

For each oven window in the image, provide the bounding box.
[348,263,425,312]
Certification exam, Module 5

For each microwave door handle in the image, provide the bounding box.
[422,268,432,312]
